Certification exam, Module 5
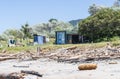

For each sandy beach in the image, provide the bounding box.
[0,58,120,79]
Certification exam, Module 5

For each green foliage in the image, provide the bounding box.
[20,23,33,39]
[0,35,6,41]
[3,29,24,40]
[33,20,74,38]
[88,4,106,15]
[112,41,120,46]
[49,18,58,23]
[79,8,120,42]
[109,36,120,41]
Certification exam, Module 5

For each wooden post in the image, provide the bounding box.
[37,47,42,56]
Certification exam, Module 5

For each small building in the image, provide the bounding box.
[33,34,46,45]
[8,37,16,47]
[67,33,83,44]
[55,31,84,44]
[55,31,67,44]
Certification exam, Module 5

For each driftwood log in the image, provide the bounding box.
[13,65,29,68]
[78,64,97,70]
[0,57,17,61]
[21,70,43,77]
[109,61,118,64]
[66,46,77,50]
[0,70,43,79]
[0,73,25,79]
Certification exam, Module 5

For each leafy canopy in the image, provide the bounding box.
[79,8,120,42]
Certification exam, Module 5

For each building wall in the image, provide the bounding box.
[56,31,66,44]
[34,35,44,44]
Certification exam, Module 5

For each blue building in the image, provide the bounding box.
[55,31,66,44]
[33,34,46,45]
[55,31,84,44]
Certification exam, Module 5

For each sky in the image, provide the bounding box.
[0,0,115,34]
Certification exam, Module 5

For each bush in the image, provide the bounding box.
[110,36,120,41]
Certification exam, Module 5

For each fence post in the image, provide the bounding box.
[37,47,42,56]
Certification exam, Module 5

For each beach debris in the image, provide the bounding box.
[78,64,97,70]
[0,72,25,79]
[0,43,120,63]
[21,70,43,77]
[0,70,43,79]
[66,46,77,50]
[2,49,7,53]
[13,65,29,68]
[0,57,17,61]
[109,61,118,64]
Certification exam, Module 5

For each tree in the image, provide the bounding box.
[33,20,74,37]
[79,8,120,42]
[20,23,33,39]
[49,18,58,23]
[3,29,24,39]
[88,4,106,15]
[0,35,3,41]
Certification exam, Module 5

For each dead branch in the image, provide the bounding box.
[21,70,43,77]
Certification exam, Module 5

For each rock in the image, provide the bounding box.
[78,64,97,70]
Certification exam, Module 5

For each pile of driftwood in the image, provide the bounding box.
[0,44,120,63]
[0,46,51,62]
[0,70,42,79]
[45,45,120,63]
[0,50,44,62]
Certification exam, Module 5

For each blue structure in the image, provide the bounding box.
[34,34,45,44]
[55,31,66,44]
[55,31,84,44]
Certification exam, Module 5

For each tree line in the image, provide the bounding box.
[0,19,74,41]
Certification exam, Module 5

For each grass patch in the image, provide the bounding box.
[0,39,120,53]
[0,46,36,53]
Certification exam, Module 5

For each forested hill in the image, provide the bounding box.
[69,19,82,26]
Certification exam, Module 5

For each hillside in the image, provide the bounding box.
[69,19,82,26]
